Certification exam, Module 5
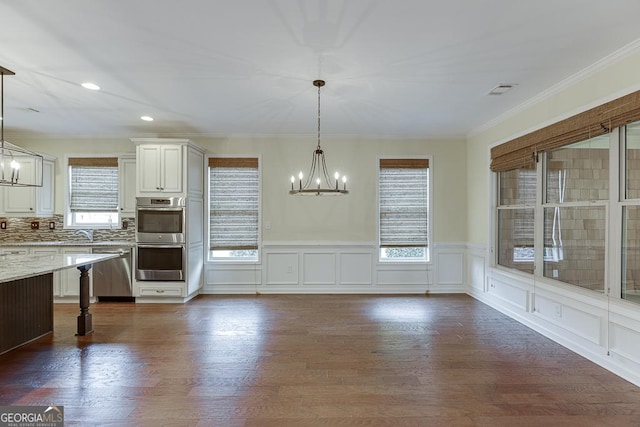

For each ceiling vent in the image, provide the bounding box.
[488,84,516,95]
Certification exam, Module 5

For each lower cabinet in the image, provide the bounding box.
[2,246,92,301]
[59,247,92,298]
[29,247,62,297]
[137,284,183,298]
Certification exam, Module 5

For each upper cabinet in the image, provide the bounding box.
[2,157,55,216]
[119,156,137,214]
[136,143,183,195]
[132,138,205,197]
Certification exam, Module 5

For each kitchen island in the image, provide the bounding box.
[0,252,118,354]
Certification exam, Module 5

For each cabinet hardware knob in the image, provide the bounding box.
[156,289,165,294]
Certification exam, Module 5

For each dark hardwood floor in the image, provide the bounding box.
[1,294,639,426]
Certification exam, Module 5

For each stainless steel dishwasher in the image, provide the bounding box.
[92,247,133,300]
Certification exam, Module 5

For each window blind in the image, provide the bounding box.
[69,157,119,212]
[491,89,640,172]
[379,159,429,248]
[209,157,259,251]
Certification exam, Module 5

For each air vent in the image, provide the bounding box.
[488,84,516,95]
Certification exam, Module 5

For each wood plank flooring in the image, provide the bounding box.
[1,294,640,426]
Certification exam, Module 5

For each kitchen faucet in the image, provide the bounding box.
[75,229,94,242]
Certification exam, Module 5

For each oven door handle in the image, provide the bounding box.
[137,208,185,212]
[137,244,185,249]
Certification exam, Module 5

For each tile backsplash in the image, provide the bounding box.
[0,214,135,243]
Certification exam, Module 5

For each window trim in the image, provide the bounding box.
[64,154,125,230]
[492,129,630,298]
[377,155,432,263]
[207,154,262,264]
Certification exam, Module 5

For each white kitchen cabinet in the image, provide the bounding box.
[131,138,205,302]
[136,143,183,195]
[119,156,137,214]
[30,247,61,296]
[0,247,28,256]
[59,247,92,298]
[2,157,55,216]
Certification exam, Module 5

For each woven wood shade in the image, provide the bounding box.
[209,157,259,168]
[490,90,640,172]
[380,158,429,169]
[68,157,118,167]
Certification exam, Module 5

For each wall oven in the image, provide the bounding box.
[136,244,185,281]
[136,197,186,281]
[136,197,186,244]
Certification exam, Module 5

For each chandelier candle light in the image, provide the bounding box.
[289,80,348,196]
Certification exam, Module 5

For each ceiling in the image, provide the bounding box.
[2,0,640,141]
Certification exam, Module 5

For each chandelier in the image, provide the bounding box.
[289,79,348,196]
[0,66,43,187]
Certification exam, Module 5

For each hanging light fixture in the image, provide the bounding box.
[289,79,348,196]
[0,66,43,187]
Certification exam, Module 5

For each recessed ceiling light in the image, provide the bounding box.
[81,82,100,91]
[140,116,154,122]
[488,84,516,95]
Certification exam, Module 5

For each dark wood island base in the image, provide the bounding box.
[0,273,54,355]
[76,264,93,336]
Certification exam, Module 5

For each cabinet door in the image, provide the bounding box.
[137,145,161,194]
[160,145,183,193]
[3,158,35,213]
[120,157,137,214]
[30,247,61,296]
[60,248,92,297]
[36,160,55,215]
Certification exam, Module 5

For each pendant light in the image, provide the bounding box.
[0,66,43,187]
[289,80,348,196]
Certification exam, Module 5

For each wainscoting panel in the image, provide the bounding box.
[435,253,463,285]
[265,252,299,286]
[376,265,430,287]
[303,252,336,286]
[534,293,602,345]
[206,264,261,287]
[609,321,640,364]
[487,274,530,313]
[466,244,640,387]
[339,252,373,286]
[468,244,486,293]
[203,241,465,294]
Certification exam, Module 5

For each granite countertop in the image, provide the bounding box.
[0,253,120,283]
[0,241,135,247]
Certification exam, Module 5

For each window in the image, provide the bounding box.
[542,137,608,291]
[497,167,535,273]
[378,158,429,261]
[209,157,260,261]
[622,121,640,303]
[67,157,119,227]
[491,90,640,304]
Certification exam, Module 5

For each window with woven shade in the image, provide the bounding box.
[378,158,429,261]
[67,157,120,227]
[209,157,260,260]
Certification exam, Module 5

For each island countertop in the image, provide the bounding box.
[0,253,119,283]
[0,240,135,247]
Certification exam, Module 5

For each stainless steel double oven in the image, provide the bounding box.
[135,197,186,281]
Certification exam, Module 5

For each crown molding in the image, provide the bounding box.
[469,37,640,139]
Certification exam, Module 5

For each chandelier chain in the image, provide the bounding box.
[317,82,321,150]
